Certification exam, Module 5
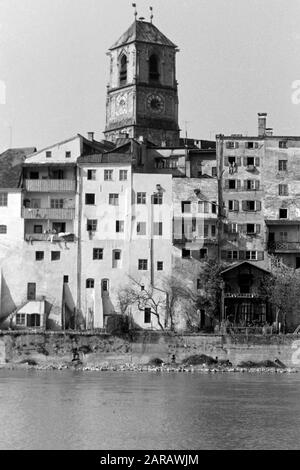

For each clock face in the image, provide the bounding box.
[116,93,128,116]
[147,94,164,114]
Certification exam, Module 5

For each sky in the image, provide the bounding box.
[1,0,300,152]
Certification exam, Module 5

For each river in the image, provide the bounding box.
[0,370,299,450]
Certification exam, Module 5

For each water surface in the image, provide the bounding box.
[0,370,299,450]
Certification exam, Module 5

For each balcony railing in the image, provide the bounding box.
[25,233,75,243]
[22,207,75,220]
[224,293,261,298]
[173,236,218,245]
[267,241,300,252]
[24,179,76,192]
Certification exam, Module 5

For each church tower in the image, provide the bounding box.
[104,15,180,146]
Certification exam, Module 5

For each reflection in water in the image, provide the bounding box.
[0,370,300,450]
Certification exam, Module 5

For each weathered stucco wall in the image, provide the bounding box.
[1,331,300,369]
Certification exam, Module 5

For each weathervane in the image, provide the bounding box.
[150,6,153,23]
[132,3,137,19]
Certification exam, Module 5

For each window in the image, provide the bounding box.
[157,261,163,271]
[116,220,124,233]
[53,222,65,233]
[280,231,288,241]
[149,54,159,81]
[51,169,64,179]
[109,193,119,205]
[227,251,238,260]
[279,141,287,149]
[200,248,207,259]
[278,160,287,171]
[27,283,36,300]
[30,199,41,208]
[246,224,255,234]
[85,193,95,205]
[0,225,7,234]
[65,151,71,158]
[63,275,69,283]
[119,170,128,181]
[86,278,94,288]
[153,222,163,236]
[242,200,255,211]
[51,251,60,261]
[182,249,191,259]
[245,179,260,190]
[279,208,287,219]
[226,141,239,149]
[229,180,237,189]
[87,219,97,231]
[152,193,163,204]
[29,171,39,179]
[198,201,209,213]
[0,193,8,206]
[211,202,217,214]
[50,198,64,209]
[246,251,257,260]
[279,184,288,196]
[144,307,151,324]
[211,225,216,237]
[102,279,109,293]
[16,313,26,325]
[35,251,44,261]
[113,249,121,266]
[228,200,239,211]
[138,259,148,270]
[34,225,43,234]
[119,54,127,85]
[228,223,238,233]
[246,142,258,149]
[87,169,96,180]
[137,192,146,204]
[246,157,255,166]
[204,225,209,237]
[212,167,217,177]
[181,201,191,213]
[137,222,146,235]
[104,169,113,181]
[93,248,103,260]
[46,151,52,158]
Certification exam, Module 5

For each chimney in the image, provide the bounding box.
[87,132,94,141]
[258,113,267,137]
[265,128,273,136]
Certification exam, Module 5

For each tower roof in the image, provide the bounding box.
[109,20,177,50]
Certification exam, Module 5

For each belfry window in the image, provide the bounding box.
[119,55,127,85]
[149,54,159,82]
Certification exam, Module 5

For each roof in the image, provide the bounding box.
[109,20,177,50]
[0,147,36,188]
[220,261,271,276]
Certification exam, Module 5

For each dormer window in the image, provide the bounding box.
[149,54,159,82]
[119,54,127,85]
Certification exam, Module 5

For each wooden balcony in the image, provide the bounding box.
[267,241,300,253]
[22,207,75,220]
[224,293,261,298]
[25,233,75,242]
[173,236,218,245]
[24,179,76,192]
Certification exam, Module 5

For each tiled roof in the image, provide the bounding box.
[109,20,177,50]
[0,148,36,188]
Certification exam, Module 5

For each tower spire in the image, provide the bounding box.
[150,6,153,23]
[132,3,137,19]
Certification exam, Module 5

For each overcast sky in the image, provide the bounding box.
[1,0,300,152]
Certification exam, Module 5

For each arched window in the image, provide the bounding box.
[86,278,94,288]
[119,55,127,85]
[149,54,159,82]
[101,279,109,294]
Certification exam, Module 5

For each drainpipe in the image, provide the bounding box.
[76,165,83,329]
[216,134,224,263]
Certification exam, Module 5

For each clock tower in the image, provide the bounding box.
[104,18,180,146]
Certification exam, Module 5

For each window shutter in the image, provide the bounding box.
[255,142,259,149]
[234,200,239,211]
[244,180,248,190]
[225,180,229,189]
[255,180,260,190]
[255,157,260,167]
[242,200,247,211]
[237,180,241,189]
[224,156,229,166]
[236,156,241,166]
[221,250,227,259]
[239,251,245,260]
[243,157,247,166]
[235,142,239,149]
[223,223,228,233]
[257,251,264,261]
[256,200,261,211]
[256,224,261,234]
